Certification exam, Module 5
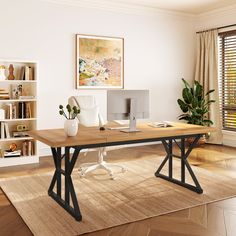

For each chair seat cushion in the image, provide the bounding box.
[78,106,99,126]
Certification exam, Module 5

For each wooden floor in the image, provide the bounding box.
[0,144,236,236]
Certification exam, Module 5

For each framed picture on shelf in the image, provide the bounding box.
[76,34,124,89]
[11,84,23,99]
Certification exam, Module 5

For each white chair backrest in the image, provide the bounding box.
[74,96,96,109]
[69,96,102,127]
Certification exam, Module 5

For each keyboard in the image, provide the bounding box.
[107,126,129,130]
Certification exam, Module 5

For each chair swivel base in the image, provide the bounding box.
[78,161,126,180]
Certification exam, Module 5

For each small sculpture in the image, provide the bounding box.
[8,64,15,80]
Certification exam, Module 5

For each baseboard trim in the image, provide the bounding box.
[223,130,236,148]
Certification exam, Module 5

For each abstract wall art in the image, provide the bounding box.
[76,34,124,89]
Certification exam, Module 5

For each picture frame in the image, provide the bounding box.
[76,34,124,89]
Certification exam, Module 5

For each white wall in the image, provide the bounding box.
[194,6,236,147]
[0,0,195,155]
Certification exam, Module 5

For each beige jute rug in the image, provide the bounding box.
[1,156,236,236]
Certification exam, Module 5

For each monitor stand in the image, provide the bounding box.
[120,98,141,133]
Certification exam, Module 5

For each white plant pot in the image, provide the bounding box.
[64,119,78,137]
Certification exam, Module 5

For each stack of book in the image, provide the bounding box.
[19,102,32,118]
[22,140,34,156]
[12,131,29,138]
[5,102,32,119]
[0,88,10,100]
[4,150,21,158]
[19,66,34,80]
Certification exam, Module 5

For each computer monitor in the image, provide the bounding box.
[107,90,149,132]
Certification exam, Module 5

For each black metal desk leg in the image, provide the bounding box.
[48,147,82,221]
[155,135,203,194]
[65,147,70,205]
[168,139,173,178]
[181,138,185,183]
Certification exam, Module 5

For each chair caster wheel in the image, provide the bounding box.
[109,173,115,180]
[80,173,85,178]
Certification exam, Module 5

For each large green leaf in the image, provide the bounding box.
[190,88,194,95]
[177,99,188,112]
[205,89,215,96]
[182,88,193,104]
[196,108,205,115]
[182,78,190,89]
[206,99,215,104]
[192,97,198,108]
[192,109,201,117]
[194,81,203,97]
[178,115,190,121]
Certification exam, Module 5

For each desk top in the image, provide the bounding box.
[28,122,216,148]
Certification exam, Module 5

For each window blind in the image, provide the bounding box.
[219,30,236,131]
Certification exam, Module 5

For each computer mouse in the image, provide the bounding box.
[99,126,106,131]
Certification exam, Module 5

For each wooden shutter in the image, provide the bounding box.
[219,30,236,131]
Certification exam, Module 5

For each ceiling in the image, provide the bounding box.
[83,0,236,14]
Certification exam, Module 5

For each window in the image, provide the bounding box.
[219,30,236,131]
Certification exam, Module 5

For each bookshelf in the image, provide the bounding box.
[0,60,38,167]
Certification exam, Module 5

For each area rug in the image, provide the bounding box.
[1,156,236,236]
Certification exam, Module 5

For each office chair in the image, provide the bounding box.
[68,96,126,179]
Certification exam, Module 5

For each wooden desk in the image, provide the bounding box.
[29,122,215,221]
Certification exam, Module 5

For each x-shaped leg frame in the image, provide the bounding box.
[48,146,82,221]
[155,134,203,194]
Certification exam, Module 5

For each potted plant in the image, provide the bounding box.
[59,104,80,136]
[177,78,215,145]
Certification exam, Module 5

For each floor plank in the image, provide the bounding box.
[0,144,236,236]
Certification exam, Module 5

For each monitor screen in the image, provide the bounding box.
[107,90,149,121]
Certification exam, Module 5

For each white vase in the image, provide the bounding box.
[0,68,6,81]
[64,119,78,136]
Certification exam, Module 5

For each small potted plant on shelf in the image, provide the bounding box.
[59,104,80,136]
[177,78,215,145]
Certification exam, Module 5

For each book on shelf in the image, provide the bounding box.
[12,104,17,119]
[0,122,10,139]
[0,149,3,158]
[19,102,25,118]
[19,66,25,80]
[1,122,4,138]
[4,122,10,138]
[25,102,31,118]
[6,103,17,119]
[22,140,34,156]
[4,150,21,158]
[6,103,12,119]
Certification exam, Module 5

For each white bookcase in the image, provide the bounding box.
[0,60,38,167]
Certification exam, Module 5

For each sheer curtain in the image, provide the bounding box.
[195,29,223,144]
